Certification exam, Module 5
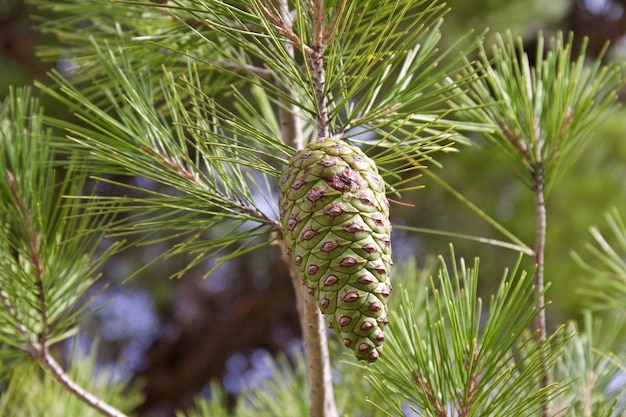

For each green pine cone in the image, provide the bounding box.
[278,138,392,363]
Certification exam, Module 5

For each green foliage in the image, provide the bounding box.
[173,254,626,417]
[2,1,625,416]
[573,209,626,310]
[367,248,571,416]
[176,344,390,417]
[0,343,142,417]
[33,0,485,279]
[32,0,482,147]
[449,31,623,191]
[39,52,286,278]
[236,348,311,417]
[175,382,232,417]
[0,87,123,357]
[553,313,626,417]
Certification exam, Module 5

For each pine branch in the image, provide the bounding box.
[532,164,550,413]
[367,249,567,416]
[139,144,279,229]
[573,209,626,310]
[445,32,623,416]
[36,52,291,277]
[6,169,49,343]
[32,345,129,417]
[448,31,623,190]
[307,0,332,139]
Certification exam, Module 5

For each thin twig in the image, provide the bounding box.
[533,167,547,342]
[323,1,342,41]
[7,170,49,343]
[259,1,313,55]
[310,46,329,139]
[35,345,129,417]
[533,164,550,417]
[500,118,552,415]
[309,0,330,139]
[312,0,325,46]
[140,145,281,230]
[273,0,304,151]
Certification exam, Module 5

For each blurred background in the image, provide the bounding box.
[1,0,626,416]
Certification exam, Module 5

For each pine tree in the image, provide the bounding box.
[1,1,625,417]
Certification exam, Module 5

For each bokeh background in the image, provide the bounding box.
[2,0,626,415]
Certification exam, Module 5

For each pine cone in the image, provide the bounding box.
[279,138,392,363]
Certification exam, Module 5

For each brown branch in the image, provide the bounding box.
[497,119,552,414]
[499,117,554,416]
[6,170,49,343]
[309,46,329,139]
[533,164,551,417]
[411,371,448,417]
[33,345,129,417]
[258,0,336,140]
[533,166,547,343]
[457,345,480,417]
[498,119,532,165]
[312,0,325,47]
[259,1,313,56]
[309,0,330,139]
[140,146,281,230]
[322,1,342,41]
